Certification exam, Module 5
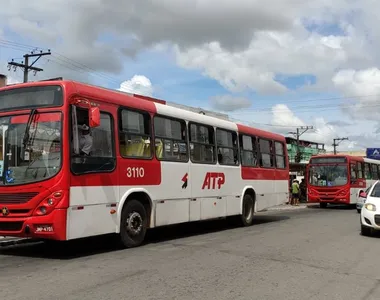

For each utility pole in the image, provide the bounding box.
[332,137,348,154]
[288,126,314,163]
[7,50,51,83]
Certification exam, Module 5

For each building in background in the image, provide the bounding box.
[0,74,7,88]
[286,137,326,164]
[286,137,326,200]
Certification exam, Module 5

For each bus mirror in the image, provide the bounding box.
[359,192,367,198]
[89,107,100,127]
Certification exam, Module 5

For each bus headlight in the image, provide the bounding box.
[365,203,377,211]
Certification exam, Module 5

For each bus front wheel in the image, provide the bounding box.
[320,202,328,208]
[120,200,148,248]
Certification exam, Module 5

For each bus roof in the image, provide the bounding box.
[1,79,286,142]
[310,154,380,164]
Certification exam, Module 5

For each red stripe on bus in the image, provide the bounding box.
[11,112,61,124]
[241,167,289,180]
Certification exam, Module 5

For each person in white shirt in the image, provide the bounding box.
[79,124,93,156]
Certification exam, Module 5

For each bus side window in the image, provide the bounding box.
[274,141,286,169]
[350,163,357,181]
[357,162,363,178]
[258,138,274,168]
[216,128,239,166]
[364,163,371,179]
[71,108,115,174]
[189,123,216,164]
[372,164,379,180]
[153,116,188,162]
[119,109,152,159]
[239,135,258,167]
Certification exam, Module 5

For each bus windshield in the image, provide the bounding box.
[308,163,348,187]
[0,112,61,185]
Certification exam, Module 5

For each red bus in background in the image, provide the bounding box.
[0,79,289,248]
[306,154,380,208]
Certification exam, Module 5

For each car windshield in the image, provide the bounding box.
[370,182,380,197]
[308,164,348,187]
[0,112,62,185]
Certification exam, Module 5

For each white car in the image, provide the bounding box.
[357,184,372,213]
[360,180,380,236]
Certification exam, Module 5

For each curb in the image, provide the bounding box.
[265,204,310,211]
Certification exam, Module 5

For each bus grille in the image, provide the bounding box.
[0,221,23,231]
[0,192,38,204]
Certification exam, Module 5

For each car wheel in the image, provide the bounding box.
[361,224,373,237]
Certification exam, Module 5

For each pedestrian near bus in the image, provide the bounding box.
[291,179,300,206]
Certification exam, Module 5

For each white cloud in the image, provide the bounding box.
[2,0,380,151]
[118,75,153,97]
[6,75,21,85]
[209,95,251,112]
[174,24,365,94]
[332,68,380,121]
[268,104,343,151]
[271,104,305,130]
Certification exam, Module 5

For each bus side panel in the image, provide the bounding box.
[154,161,191,226]
[67,174,120,240]
[275,169,290,207]
[241,167,288,211]
[221,166,243,217]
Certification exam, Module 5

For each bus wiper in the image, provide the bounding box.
[23,109,37,148]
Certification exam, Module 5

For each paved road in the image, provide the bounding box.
[0,205,379,300]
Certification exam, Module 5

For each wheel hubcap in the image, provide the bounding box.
[126,212,143,236]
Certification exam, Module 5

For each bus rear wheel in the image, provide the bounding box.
[120,200,148,248]
[239,194,255,226]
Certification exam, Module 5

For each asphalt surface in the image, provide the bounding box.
[0,205,379,300]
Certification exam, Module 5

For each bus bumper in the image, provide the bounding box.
[307,188,350,204]
[0,208,66,241]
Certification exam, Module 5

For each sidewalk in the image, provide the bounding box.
[265,203,317,211]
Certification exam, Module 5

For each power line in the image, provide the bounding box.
[2,38,380,109]
[333,137,349,154]
[288,126,314,162]
[2,38,380,119]
[7,50,51,82]
[0,39,122,85]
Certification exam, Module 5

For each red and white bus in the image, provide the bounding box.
[307,154,380,208]
[0,79,289,248]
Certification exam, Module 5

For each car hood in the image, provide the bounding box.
[365,196,380,205]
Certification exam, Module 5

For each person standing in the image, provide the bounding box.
[291,179,300,206]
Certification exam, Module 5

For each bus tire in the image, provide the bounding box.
[119,200,148,248]
[239,193,255,226]
[320,202,327,208]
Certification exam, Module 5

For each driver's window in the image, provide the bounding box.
[70,106,115,174]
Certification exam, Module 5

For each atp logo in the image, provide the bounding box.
[181,173,188,189]
[202,172,225,189]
